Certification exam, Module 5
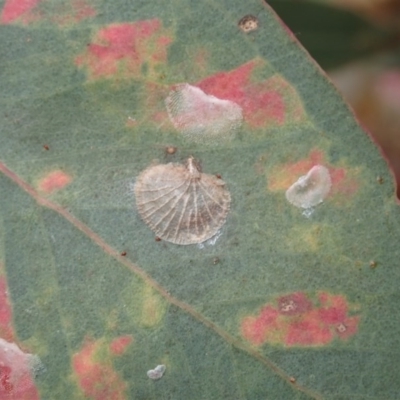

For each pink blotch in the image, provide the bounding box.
[268,149,324,192]
[76,20,172,80]
[241,306,280,346]
[71,0,96,22]
[241,305,279,346]
[241,291,361,347]
[197,61,257,103]
[329,168,359,197]
[109,335,133,356]
[336,316,360,340]
[38,170,72,194]
[73,339,127,400]
[278,291,313,316]
[196,60,286,128]
[285,311,333,346]
[318,293,348,325]
[241,316,265,345]
[268,149,359,198]
[0,0,40,24]
[53,0,96,25]
[0,277,14,342]
[0,339,40,400]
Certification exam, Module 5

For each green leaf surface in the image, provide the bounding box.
[0,0,399,399]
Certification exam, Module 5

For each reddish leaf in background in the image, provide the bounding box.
[76,19,172,80]
[38,170,72,194]
[73,338,127,400]
[267,149,359,200]
[241,291,360,347]
[0,0,40,24]
[196,59,305,128]
[0,264,40,399]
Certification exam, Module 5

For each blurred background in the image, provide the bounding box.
[267,0,400,199]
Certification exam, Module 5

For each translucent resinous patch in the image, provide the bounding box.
[134,157,231,245]
[165,83,243,143]
[147,364,166,380]
[285,165,332,209]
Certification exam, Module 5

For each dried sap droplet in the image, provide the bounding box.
[165,84,243,143]
[135,158,231,245]
[285,165,332,209]
[147,364,166,380]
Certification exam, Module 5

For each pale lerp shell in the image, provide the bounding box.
[165,84,243,143]
[285,165,332,209]
[134,158,231,245]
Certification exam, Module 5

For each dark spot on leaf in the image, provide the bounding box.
[155,236,162,242]
[120,251,127,256]
[370,260,378,268]
[43,144,49,151]
[238,15,259,33]
[166,146,177,155]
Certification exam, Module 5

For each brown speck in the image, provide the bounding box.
[120,251,127,256]
[155,236,162,242]
[166,146,177,155]
[43,145,50,150]
[376,176,384,184]
[370,260,378,268]
[336,323,347,333]
[290,377,296,383]
[238,15,258,33]
[212,257,220,265]
[216,173,222,179]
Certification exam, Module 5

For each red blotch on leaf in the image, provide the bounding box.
[285,310,333,346]
[38,170,72,194]
[0,0,40,24]
[196,60,304,128]
[71,0,96,22]
[109,335,133,356]
[241,306,279,345]
[241,291,360,347]
[73,338,127,400]
[0,339,40,400]
[1,0,96,26]
[51,0,96,26]
[0,264,41,398]
[278,291,313,316]
[0,277,14,342]
[76,20,172,80]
